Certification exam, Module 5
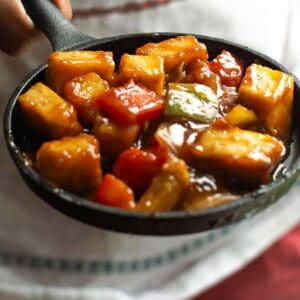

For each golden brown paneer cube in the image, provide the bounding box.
[18,82,82,139]
[64,72,109,127]
[192,119,285,183]
[136,35,208,73]
[238,64,294,141]
[264,92,294,143]
[119,54,165,96]
[93,115,141,160]
[36,133,102,194]
[47,51,115,95]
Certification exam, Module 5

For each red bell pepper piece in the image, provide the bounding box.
[96,80,164,124]
[112,146,168,194]
[95,174,135,210]
[146,143,169,166]
[209,50,244,87]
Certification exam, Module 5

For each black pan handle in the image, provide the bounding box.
[21,0,96,51]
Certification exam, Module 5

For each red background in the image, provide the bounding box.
[192,224,300,300]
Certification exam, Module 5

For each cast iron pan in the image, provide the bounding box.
[3,0,300,235]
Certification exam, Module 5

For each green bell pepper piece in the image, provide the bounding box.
[165,83,218,123]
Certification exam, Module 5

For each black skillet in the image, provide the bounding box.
[3,0,300,235]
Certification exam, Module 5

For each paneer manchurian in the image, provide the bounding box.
[18,35,295,212]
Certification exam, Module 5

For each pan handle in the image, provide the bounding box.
[21,0,96,51]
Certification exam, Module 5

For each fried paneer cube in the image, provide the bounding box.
[64,72,109,127]
[36,134,102,194]
[93,115,141,160]
[47,51,115,95]
[136,35,208,73]
[18,82,82,139]
[192,119,285,183]
[238,64,294,141]
[119,54,165,96]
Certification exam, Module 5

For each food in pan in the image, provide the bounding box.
[18,35,295,212]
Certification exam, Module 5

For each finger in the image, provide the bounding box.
[0,0,38,55]
[0,0,72,56]
[52,0,73,20]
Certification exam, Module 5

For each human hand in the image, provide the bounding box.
[0,0,72,56]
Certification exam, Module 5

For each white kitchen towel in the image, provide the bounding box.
[0,0,299,299]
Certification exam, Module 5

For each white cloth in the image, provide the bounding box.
[0,0,299,299]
